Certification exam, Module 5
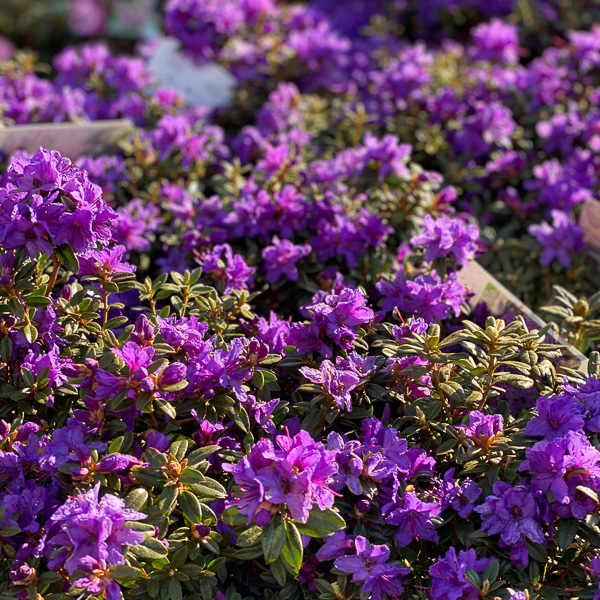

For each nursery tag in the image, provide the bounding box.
[459,261,588,371]
[0,120,134,159]
[579,197,600,262]
[147,37,236,109]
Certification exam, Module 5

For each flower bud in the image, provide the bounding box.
[191,523,211,539]
[158,362,187,387]
[573,298,589,317]
[9,561,36,586]
[140,376,157,393]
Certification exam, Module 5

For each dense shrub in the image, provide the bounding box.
[2,2,600,600]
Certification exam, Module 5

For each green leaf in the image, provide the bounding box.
[557,518,579,549]
[294,507,346,537]
[186,445,219,466]
[237,526,263,547]
[155,396,177,419]
[0,525,21,537]
[187,478,227,501]
[110,564,144,582]
[25,294,52,307]
[179,490,203,524]
[464,568,481,588]
[158,485,179,514]
[163,380,189,392]
[129,538,169,561]
[481,560,499,584]
[525,541,547,564]
[281,521,303,574]
[124,488,149,511]
[170,440,189,462]
[55,243,79,273]
[269,559,287,586]
[221,505,247,527]
[179,467,206,484]
[104,316,130,330]
[252,369,265,389]
[136,392,154,412]
[262,516,287,564]
[230,406,250,432]
[233,539,263,559]
[579,523,600,546]
[22,324,38,344]
[0,337,13,363]
[167,577,182,600]
[170,545,188,570]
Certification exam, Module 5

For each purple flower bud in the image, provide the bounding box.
[132,367,150,382]
[14,422,40,442]
[140,377,157,393]
[0,419,10,439]
[9,560,36,586]
[60,284,73,301]
[158,362,187,387]
[95,453,140,473]
[355,499,370,514]
[191,523,211,539]
[131,314,156,346]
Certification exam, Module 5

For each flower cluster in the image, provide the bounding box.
[224,429,338,524]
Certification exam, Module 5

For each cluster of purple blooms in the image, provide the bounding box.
[1,148,115,258]
[224,429,338,524]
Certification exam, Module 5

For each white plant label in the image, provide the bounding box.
[147,37,236,109]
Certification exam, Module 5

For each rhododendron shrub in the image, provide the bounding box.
[0,147,599,600]
[3,2,600,600]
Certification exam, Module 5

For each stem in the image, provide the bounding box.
[149,292,157,316]
[47,255,60,294]
[478,355,497,411]
[431,365,451,418]
[102,284,110,329]
[251,559,269,573]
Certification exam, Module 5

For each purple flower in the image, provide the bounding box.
[444,472,482,518]
[199,243,255,294]
[411,215,479,268]
[334,536,410,600]
[525,394,585,439]
[528,210,586,268]
[520,438,571,503]
[262,236,311,283]
[430,548,496,600]
[316,530,355,561]
[79,245,135,279]
[475,482,545,568]
[9,148,64,193]
[470,19,519,63]
[458,410,504,447]
[158,362,187,387]
[9,560,36,586]
[376,271,466,321]
[386,491,441,547]
[288,322,332,358]
[42,482,145,574]
[2,217,54,260]
[300,361,360,412]
[72,556,121,600]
